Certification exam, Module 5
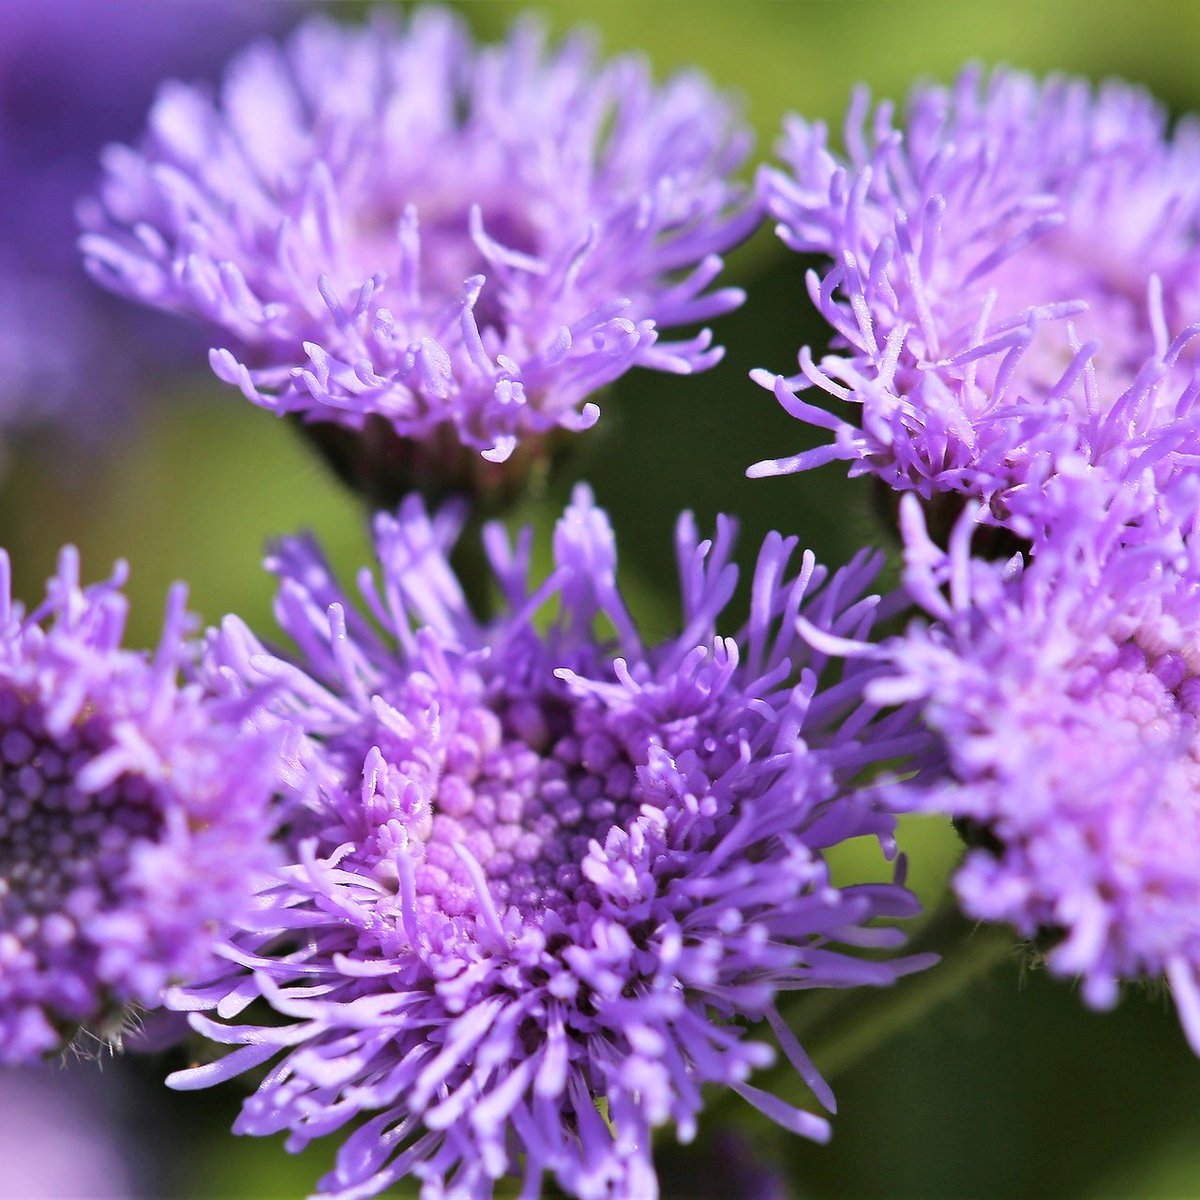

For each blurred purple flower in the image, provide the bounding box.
[751,67,1200,509]
[81,8,755,496]
[0,1065,134,1198]
[0,547,279,1064]
[658,1131,789,1200]
[873,484,1200,1050]
[170,487,933,1200]
[0,0,293,452]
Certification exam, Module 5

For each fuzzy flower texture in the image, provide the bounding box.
[82,9,753,477]
[0,550,278,1064]
[173,488,933,1200]
[876,482,1200,1051]
[753,67,1200,509]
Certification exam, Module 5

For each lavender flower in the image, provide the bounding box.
[0,547,279,1064]
[0,1066,134,1198]
[751,67,1200,509]
[0,0,292,453]
[873,486,1200,1050]
[172,487,933,1200]
[81,9,755,501]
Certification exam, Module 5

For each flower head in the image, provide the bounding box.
[174,487,932,1200]
[82,9,755,501]
[875,486,1200,1049]
[752,67,1200,509]
[0,548,279,1064]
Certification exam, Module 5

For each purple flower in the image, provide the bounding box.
[657,1131,788,1200]
[81,9,755,499]
[171,487,933,1200]
[0,1065,134,1198]
[873,486,1200,1050]
[0,0,293,451]
[0,547,279,1064]
[751,67,1200,509]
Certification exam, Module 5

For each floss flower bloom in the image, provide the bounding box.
[171,487,934,1200]
[872,489,1200,1050]
[81,9,755,501]
[751,67,1200,508]
[0,548,279,1064]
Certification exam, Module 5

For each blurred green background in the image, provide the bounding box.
[9,1,1200,1196]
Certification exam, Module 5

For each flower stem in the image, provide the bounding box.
[710,904,1017,1121]
[449,507,499,621]
[804,913,1015,1084]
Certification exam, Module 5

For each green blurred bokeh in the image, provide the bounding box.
[12,2,1200,1196]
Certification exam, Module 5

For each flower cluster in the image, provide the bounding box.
[752,62,1200,1055]
[169,487,933,1200]
[81,8,754,496]
[0,548,279,1064]
[875,479,1200,1045]
[11,5,1199,1194]
[752,67,1200,509]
